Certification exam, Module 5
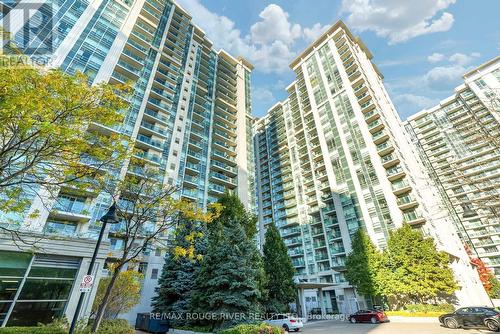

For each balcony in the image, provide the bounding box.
[140,121,167,138]
[330,246,346,255]
[143,108,168,125]
[127,165,162,182]
[281,226,301,237]
[376,141,394,156]
[311,227,324,236]
[397,194,419,210]
[212,149,235,164]
[134,151,163,165]
[136,134,164,151]
[315,253,330,262]
[211,160,237,175]
[208,183,226,195]
[182,188,198,200]
[386,166,406,181]
[183,174,199,187]
[288,247,304,257]
[403,210,426,226]
[381,153,400,168]
[185,162,200,174]
[368,119,384,133]
[391,180,412,195]
[372,129,389,144]
[210,171,236,187]
[314,240,327,249]
[292,258,306,268]
[364,109,380,123]
[360,100,376,113]
[51,196,91,222]
[187,149,203,163]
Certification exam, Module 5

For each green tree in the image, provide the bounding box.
[489,275,500,299]
[344,229,385,301]
[215,193,257,238]
[151,216,205,326]
[383,224,458,307]
[0,61,129,238]
[262,223,295,313]
[191,194,263,330]
[91,269,143,319]
[91,173,218,333]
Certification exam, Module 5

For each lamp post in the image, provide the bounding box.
[69,202,119,334]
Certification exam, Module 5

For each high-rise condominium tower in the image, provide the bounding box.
[0,0,254,326]
[405,57,500,276]
[254,21,490,314]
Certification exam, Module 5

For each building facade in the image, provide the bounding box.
[254,21,490,314]
[0,0,254,326]
[405,57,500,276]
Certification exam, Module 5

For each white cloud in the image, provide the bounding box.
[252,86,275,105]
[422,64,466,90]
[393,93,439,110]
[250,4,302,45]
[341,0,456,44]
[303,23,329,42]
[176,0,328,74]
[419,52,481,89]
[427,52,445,63]
[449,52,480,66]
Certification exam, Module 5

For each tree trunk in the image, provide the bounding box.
[92,269,120,332]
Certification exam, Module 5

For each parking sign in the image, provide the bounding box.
[79,275,94,293]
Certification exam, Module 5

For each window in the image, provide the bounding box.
[44,220,77,236]
[0,253,79,326]
[109,238,124,250]
[155,248,161,257]
[52,194,87,214]
[151,268,158,279]
[456,308,472,314]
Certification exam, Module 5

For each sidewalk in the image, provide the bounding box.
[388,316,439,323]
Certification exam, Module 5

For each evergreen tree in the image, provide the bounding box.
[383,224,458,306]
[216,193,258,238]
[151,217,205,326]
[191,194,263,330]
[262,223,296,313]
[344,229,385,300]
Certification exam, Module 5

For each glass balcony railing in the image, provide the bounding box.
[137,134,163,148]
[44,221,77,236]
[52,197,88,215]
[141,122,166,135]
[144,108,168,123]
[397,195,416,205]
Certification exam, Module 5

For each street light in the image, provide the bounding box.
[69,202,119,334]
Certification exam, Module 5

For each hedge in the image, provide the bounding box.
[0,326,65,334]
[219,323,283,334]
[0,319,133,334]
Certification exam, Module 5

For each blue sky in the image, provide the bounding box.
[176,0,500,119]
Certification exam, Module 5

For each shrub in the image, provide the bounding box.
[79,319,134,334]
[0,319,134,334]
[0,326,66,334]
[405,303,455,313]
[385,311,446,317]
[219,323,282,334]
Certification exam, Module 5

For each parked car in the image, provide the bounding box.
[264,314,304,332]
[439,307,500,331]
[348,309,389,324]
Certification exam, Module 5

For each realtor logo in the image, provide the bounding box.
[1,1,55,56]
